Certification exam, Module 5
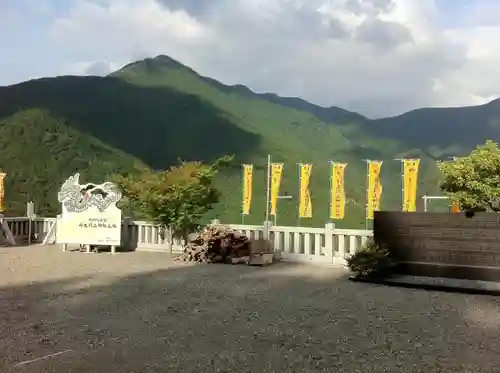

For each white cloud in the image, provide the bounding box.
[50,0,213,69]
[61,60,121,76]
[441,25,500,106]
[41,0,500,117]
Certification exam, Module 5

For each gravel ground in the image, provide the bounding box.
[1,245,500,373]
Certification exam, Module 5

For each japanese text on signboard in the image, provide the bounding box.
[78,217,118,229]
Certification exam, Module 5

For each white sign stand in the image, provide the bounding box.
[56,173,122,254]
[0,213,16,246]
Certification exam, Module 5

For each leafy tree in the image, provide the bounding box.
[115,156,233,247]
[438,140,500,211]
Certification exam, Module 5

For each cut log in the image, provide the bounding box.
[187,232,200,243]
[176,223,252,264]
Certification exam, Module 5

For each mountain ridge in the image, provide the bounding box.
[120,55,500,161]
[115,55,500,130]
[113,55,370,125]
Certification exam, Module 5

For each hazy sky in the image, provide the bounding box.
[1,0,500,118]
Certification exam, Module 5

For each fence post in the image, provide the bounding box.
[324,222,335,263]
[262,220,278,260]
[26,202,35,245]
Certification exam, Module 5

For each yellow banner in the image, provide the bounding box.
[330,163,347,220]
[0,172,6,212]
[451,201,460,212]
[403,159,420,212]
[299,164,313,218]
[270,163,283,215]
[366,161,383,220]
[242,164,253,215]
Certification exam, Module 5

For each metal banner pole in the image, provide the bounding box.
[328,161,333,224]
[264,154,271,239]
[297,162,301,227]
[364,160,369,230]
[394,158,404,210]
[400,159,404,211]
[241,165,245,225]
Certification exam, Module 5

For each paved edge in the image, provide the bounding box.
[349,276,500,296]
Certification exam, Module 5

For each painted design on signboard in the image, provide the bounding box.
[58,173,122,213]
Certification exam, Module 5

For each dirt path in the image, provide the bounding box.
[1,245,499,372]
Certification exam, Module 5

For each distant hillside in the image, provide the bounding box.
[112,55,418,226]
[370,99,500,159]
[259,93,368,125]
[255,85,500,160]
[0,109,144,215]
[0,75,260,169]
[0,54,495,224]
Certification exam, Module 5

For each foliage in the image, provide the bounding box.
[115,156,232,239]
[438,140,500,212]
[346,239,395,279]
[0,109,144,216]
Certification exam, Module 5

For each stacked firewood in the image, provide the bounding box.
[177,223,251,264]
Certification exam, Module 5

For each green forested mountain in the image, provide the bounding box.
[256,90,500,160]
[370,100,500,159]
[259,93,368,125]
[0,108,145,215]
[0,55,496,226]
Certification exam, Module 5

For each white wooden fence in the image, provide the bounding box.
[4,217,372,265]
[228,224,372,265]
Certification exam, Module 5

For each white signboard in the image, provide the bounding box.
[56,173,122,246]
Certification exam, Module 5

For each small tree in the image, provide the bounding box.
[438,140,500,211]
[115,156,232,247]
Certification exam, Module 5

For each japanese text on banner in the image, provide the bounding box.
[366,161,383,220]
[403,159,420,212]
[242,164,253,215]
[0,172,5,212]
[270,163,283,215]
[330,163,347,220]
[299,164,313,218]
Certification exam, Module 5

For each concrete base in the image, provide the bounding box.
[249,253,274,266]
[350,274,500,296]
[61,243,117,254]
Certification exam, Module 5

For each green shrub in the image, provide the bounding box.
[346,239,395,279]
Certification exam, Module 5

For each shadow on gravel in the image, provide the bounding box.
[1,260,500,373]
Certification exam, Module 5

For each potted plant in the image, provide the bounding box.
[346,239,395,280]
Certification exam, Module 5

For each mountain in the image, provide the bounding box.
[259,93,368,125]
[370,99,500,159]
[0,54,492,225]
[0,108,145,215]
[111,55,416,226]
[261,88,500,160]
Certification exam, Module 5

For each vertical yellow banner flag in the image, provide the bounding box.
[330,163,347,220]
[366,161,383,220]
[270,163,283,215]
[242,164,253,215]
[0,172,6,212]
[299,164,313,218]
[451,201,460,212]
[403,159,420,212]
